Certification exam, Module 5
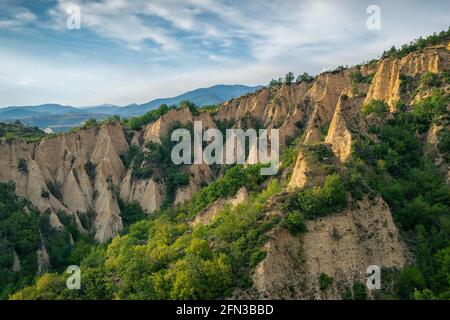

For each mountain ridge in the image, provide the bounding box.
[0,85,262,131]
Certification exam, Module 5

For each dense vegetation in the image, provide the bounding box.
[282,173,347,222]
[0,121,46,143]
[362,99,390,117]
[10,166,281,300]
[382,28,450,59]
[353,89,450,299]
[269,72,314,87]
[0,183,93,299]
[124,104,174,131]
[350,70,375,85]
[0,182,41,298]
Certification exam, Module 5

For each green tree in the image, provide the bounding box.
[296,72,314,83]
[285,72,295,85]
[362,99,389,117]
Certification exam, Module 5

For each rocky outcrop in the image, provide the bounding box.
[252,227,305,299]
[288,151,310,190]
[325,91,367,161]
[365,43,450,109]
[302,70,354,144]
[119,171,164,213]
[216,83,307,142]
[251,196,407,299]
[0,123,129,243]
[0,41,447,259]
[0,106,225,245]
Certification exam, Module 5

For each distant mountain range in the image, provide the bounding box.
[0,84,262,132]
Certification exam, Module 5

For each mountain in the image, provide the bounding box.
[0,104,94,132]
[1,33,449,300]
[91,84,263,116]
[0,104,84,119]
[80,104,122,115]
[16,112,111,133]
[132,84,263,113]
[0,85,262,130]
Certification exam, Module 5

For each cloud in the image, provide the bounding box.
[48,0,180,51]
[0,6,37,29]
[0,0,449,106]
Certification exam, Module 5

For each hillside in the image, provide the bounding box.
[0,122,45,143]
[0,32,449,300]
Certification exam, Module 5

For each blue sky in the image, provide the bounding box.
[0,0,449,107]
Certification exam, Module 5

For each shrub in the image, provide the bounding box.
[126,104,172,131]
[420,72,440,87]
[395,266,426,299]
[283,173,347,219]
[399,74,415,97]
[127,117,143,131]
[319,273,334,291]
[84,160,96,179]
[17,159,28,173]
[0,183,43,298]
[41,190,50,198]
[46,181,62,201]
[362,99,389,117]
[307,144,334,161]
[320,124,330,140]
[179,100,199,115]
[280,145,298,170]
[122,144,140,168]
[118,199,148,229]
[352,281,368,300]
[350,70,374,84]
[249,250,267,268]
[341,287,353,300]
[282,211,307,235]
[412,89,448,133]
[443,70,450,85]
[83,118,97,129]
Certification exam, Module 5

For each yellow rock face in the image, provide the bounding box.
[250,197,407,300]
[365,45,450,109]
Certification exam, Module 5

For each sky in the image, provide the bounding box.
[0,0,449,107]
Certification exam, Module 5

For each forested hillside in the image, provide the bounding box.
[1,30,449,300]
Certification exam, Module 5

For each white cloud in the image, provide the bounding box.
[0,0,449,106]
[0,7,37,29]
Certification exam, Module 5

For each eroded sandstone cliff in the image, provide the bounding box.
[1,40,448,296]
